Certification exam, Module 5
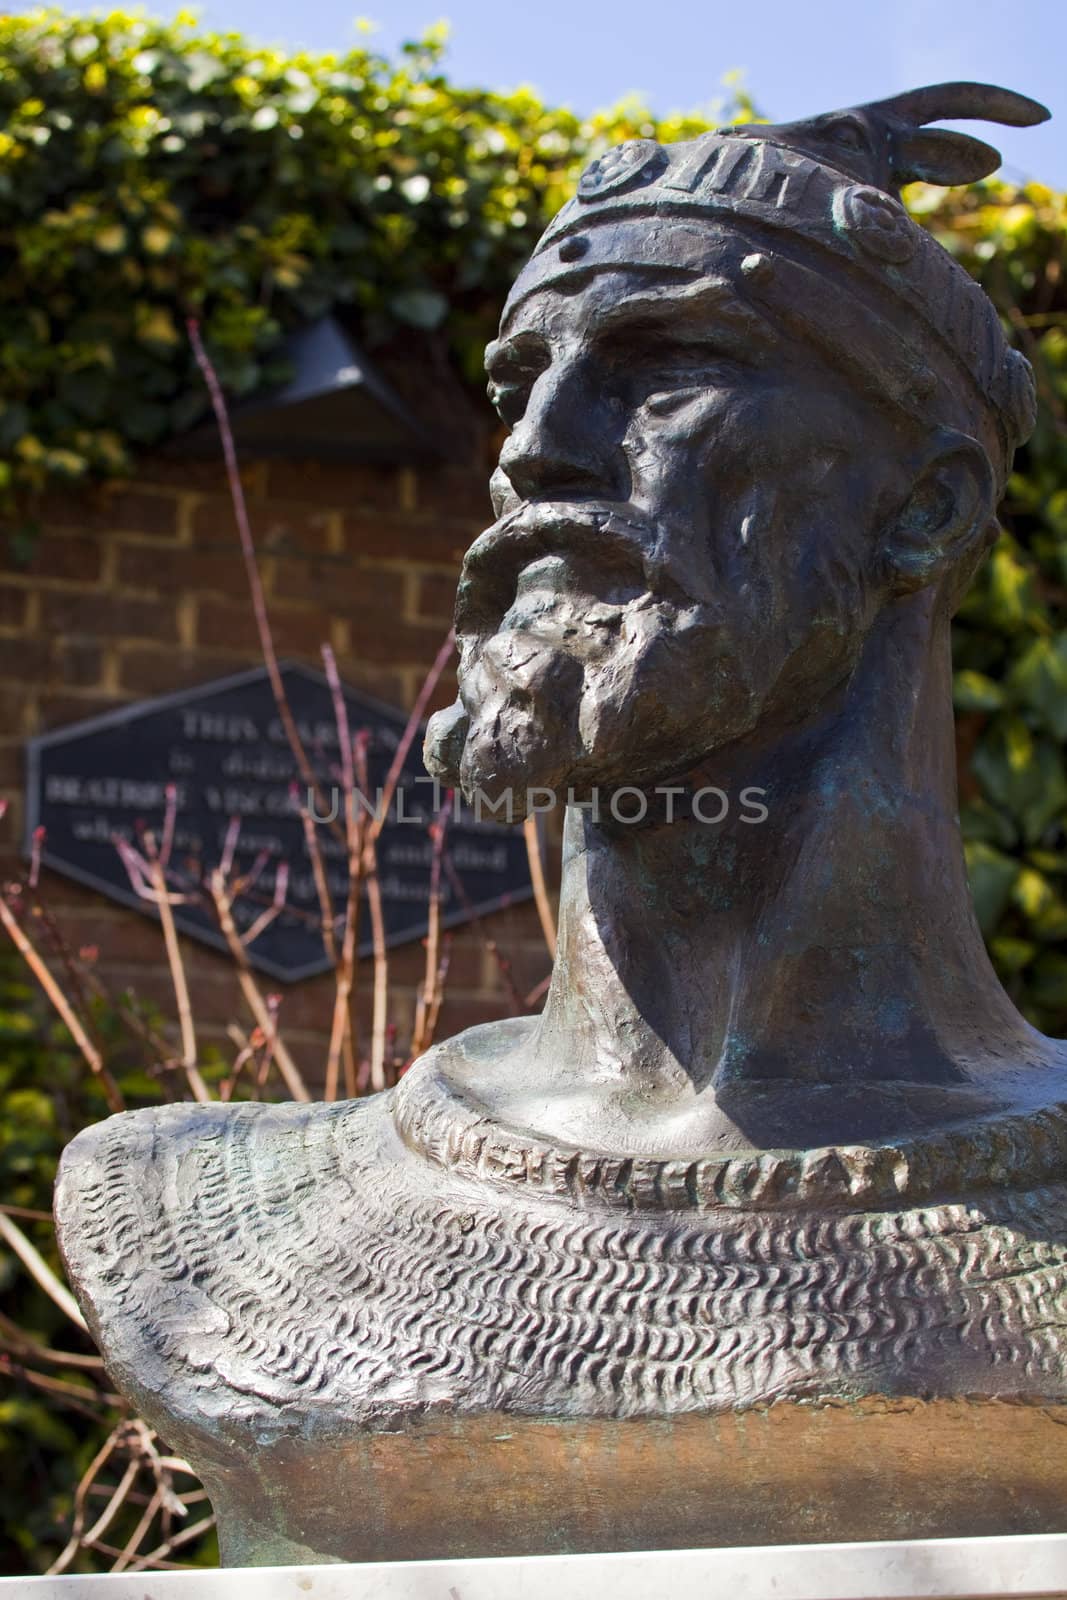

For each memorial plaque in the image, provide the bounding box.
[25,663,533,981]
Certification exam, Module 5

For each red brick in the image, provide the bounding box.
[328,661,409,711]
[268,556,405,613]
[196,597,328,658]
[345,607,448,667]
[0,798,22,850]
[414,465,494,522]
[106,964,241,1029]
[0,585,28,628]
[117,646,254,697]
[421,669,460,720]
[484,901,545,935]
[34,485,113,531]
[0,743,24,788]
[257,974,343,1035]
[0,636,51,681]
[105,488,181,539]
[387,935,487,991]
[63,911,171,968]
[56,640,103,687]
[191,494,335,558]
[30,872,103,916]
[433,995,524,1036]
[415,571,459,623]
[1,532,102,584]
[42,590,179,642]
[341,513,473,567]
[116,540,247,596]
[0,684,31,728]
[36,693,127,732]
[140,455,246,496]
[265,459,402,511]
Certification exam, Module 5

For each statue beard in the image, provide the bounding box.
[424,500,872,819]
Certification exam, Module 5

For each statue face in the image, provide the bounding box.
[429,245,917,811]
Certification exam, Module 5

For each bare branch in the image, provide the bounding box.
[241,862,289,948]
[0,1212,88,1330]
[369,628,455,843]
[210,869,310,1102]
[442,856,528,1014]
[299,801,338,966]
[523,814,557,956]
[187,318,342,841]
[354,735,388,1090]
[0,893,123,1111]
[46,1426,122,1575]
[141,831,209,1105]
[411,793,453,1059]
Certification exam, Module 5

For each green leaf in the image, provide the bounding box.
[985,543,1041,632]
[1008,636,1067,739]
[964,841,1020,934]
[389,287,448,328]
[1030,944,1067,1004]
[953,669,1004,712]
[990,934,1036,972]
[972,719,1067,844]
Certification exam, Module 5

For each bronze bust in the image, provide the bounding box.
[57,83,1067,1567]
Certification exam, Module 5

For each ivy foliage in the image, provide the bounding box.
[0,8,742,504]
[1,11,1067,1030]
[908,182,1067,1030]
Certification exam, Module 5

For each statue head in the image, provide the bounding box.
[425,84,1046,815]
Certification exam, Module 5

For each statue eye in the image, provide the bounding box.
[487,378,533,427]
[828,116,867,152]
[644,386,706,416]
[485,334,549,427]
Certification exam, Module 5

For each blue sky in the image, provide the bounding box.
[19,0,1067,187]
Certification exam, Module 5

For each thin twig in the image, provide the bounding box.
[423,935,452,1050]
[210,870,310,1101]
[187,318,342,839]
[240,862,289,948]
[354,735,387,1090]
[140,832,210,1105]
[255,995,282,1092]
[83,1459,142,1549]
[1,1357,109,1408]
[442,856,528,1014]
[0,1309,104,1369]
[525,973,551,1008]
[22,872,106,1058]
[523,813,557,956]
[111,1487,164,1573]
[369,628,455,843]
[0,1209,88,1331]
[128,1514,217,1572]
[322,648,361,1101]
[46,1427,121,1574]
[299,801,338,966]
[411,793,453,1058]
[0,891,124,1113]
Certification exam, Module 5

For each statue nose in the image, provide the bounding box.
[498,365,626,503]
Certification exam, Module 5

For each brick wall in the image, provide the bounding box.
[0,447,555,1084]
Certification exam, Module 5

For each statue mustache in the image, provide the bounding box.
[453,501,656,638]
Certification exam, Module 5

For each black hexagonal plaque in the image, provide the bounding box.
[25,663,533,982]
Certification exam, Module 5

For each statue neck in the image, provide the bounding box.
[530,592,1045,1135]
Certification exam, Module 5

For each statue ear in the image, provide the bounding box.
[882,430,995,596]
